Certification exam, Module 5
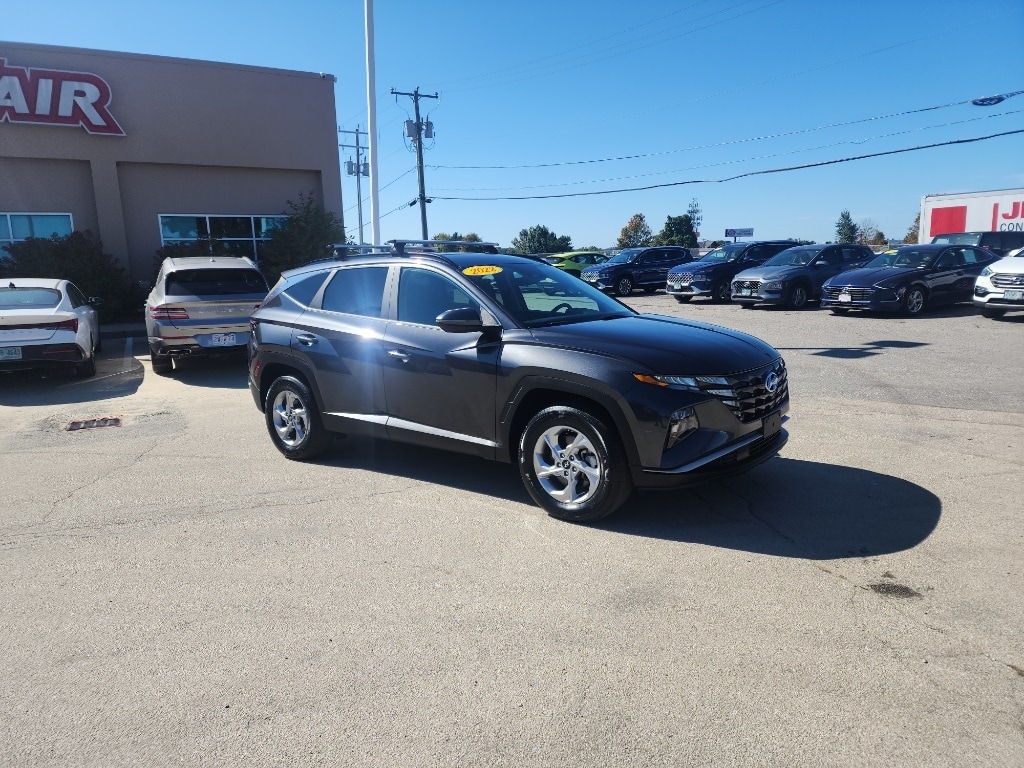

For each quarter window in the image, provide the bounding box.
[321,266,388,317]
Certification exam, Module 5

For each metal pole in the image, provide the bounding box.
[354,126,364,244]
[364,0,381,245]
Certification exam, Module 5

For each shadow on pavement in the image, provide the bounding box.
[317,438,940,559]
[0,352,145,406]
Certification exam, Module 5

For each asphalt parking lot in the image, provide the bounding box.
[1,298,1022,767]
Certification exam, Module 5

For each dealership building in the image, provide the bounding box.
[0,40,343,282]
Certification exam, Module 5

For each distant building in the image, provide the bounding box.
[1,40,343,281]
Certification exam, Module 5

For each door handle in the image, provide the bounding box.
[296,334,318,346]
[387,349,411,363]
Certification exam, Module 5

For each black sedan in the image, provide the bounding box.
[820,244,1000,315]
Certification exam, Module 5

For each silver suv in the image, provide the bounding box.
[973,254,1024,319]
[146,256,268,374]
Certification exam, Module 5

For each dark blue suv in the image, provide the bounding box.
[667,240,800,303]
[248,240,790,523]
[580,246,696,296]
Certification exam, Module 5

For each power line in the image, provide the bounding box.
[429,129,1024,201]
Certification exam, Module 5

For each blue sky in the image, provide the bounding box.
[5,0,1023,248]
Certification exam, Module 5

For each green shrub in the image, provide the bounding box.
[258,191,345,285]
[0,231,142,322]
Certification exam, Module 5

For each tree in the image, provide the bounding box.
[510,225,572,255]
[431,231,484,251]
[652,214,698,248]
[617,213,653,249]
[856,219,886,246]
[904,212,920,243]
[258,191,345,284]
[686,198,703,237]
[834,210,859,244]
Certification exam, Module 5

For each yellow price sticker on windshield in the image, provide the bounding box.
[463,265,503,276]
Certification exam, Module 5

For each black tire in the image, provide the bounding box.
[711,279,731,303]
[150,351,174,375]
[673,295,692,304]
[518,406,633,523]
[981,308,1006,319]
[642,285,657,294]
[902,285,927,316]
[265,375,334,460]
[75,351,96,378]
[830,308,850,315]
[94,330,103,354]
[614,276,634,296]
[741,302,757,309]
[787,283,810,309]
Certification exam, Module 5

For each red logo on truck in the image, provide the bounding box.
[0,58,125,136]
[993,201,1024,231]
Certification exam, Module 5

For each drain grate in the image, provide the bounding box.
[66,417,122,431]
[868,583,922,599]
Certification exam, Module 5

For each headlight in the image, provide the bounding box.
[763,281,784,291]
[980,266,993,277]
[633,373,732,396]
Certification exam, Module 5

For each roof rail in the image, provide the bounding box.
[387,239,500,256]
[330,243,392,258]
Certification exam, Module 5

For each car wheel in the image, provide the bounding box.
[981,308,1006,319]
[902,285,927,316]
[150,351,174,375]
[787,283,809,309]
[711,279,731,303]
[830,308,849,315]
[642,285,657,294]
[75,350,96,378]
[673,295,692,304]
[615,276,633,296]
[741,302,757,309]
[94,329,103,354]
[266,375,334,460]
[518,406,633,523]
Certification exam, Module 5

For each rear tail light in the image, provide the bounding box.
[1,319,78,332]
[149,306,189,320]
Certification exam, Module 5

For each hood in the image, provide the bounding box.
[527,314,780,373]
[828,266,921,287]
[734,265,803,282]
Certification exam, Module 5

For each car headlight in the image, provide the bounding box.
[763,281,784,291]
[633,373,732,396]
[980,266,993,277]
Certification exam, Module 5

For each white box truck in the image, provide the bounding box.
[919,188,1024,254]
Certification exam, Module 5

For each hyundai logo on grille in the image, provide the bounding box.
[764,371,780,393]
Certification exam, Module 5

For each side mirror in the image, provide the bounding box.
[437,306,488,333]
[89,296,103,305]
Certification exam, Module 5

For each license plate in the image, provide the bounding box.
[739,288,751,296]
[0,346,23,360]
[838,292,851,303]
[763,411,782,438]
[211,333,237,345]
[1004,289,1023,301]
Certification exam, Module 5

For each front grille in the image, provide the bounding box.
[992,273,1024,289]
[823,286,873,301]
[697,360,788,423]
[670,273,694,283]
[733,280,760,291]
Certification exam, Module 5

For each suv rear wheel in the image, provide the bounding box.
[518,406,633,523]
[711,279,731,303]
[150,350,173,375]
[266,375,334,460]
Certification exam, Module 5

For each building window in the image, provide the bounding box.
[1,213,74,254]
[159,214,288,261]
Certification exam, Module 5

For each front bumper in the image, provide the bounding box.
[665,282,714,297]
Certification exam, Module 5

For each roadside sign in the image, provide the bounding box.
[725,228,754,237]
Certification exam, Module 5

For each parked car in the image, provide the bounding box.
[821,244,999,315]
[731,243,875,309]
[248,240,789,523]
[0,278,101,377]
[931,231,1024,257]
[667,240,800,303]
[580,246,695,296]
[544,251,608,277]
[973,254,1024,319]
[146,255,269,374]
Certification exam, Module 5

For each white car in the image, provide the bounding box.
[973,254,1024,319]
[0,278,101,377]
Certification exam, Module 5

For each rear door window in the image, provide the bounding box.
[321,266,388,318]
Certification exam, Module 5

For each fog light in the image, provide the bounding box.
[667,407,699,449]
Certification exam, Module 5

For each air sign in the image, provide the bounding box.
[0,58,125,136]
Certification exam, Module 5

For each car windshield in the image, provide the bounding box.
[932,233,981,246]
[603,248,643,264]
[698,245,743,263]
[0,287,61,309]
[165,268,269,296]
[464,261,634,328]
[763,247,821,267]
[865,249,936,269]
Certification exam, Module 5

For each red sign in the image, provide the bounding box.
[0,58,125,136]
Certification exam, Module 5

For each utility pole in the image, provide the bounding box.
[391,87,438,239]
[340,126,369,244]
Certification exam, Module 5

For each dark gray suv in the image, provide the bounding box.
[248,241,789,523]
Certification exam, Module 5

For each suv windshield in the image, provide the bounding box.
[698,245,743,263]
[165,268,269,296]
[603,248,643,264]
[763,247,822,267]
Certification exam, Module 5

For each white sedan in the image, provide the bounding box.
[0,278,101,377]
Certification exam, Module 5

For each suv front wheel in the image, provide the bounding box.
[266,375,334,460]
[518,406,633,522]
[615,276,634,296]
